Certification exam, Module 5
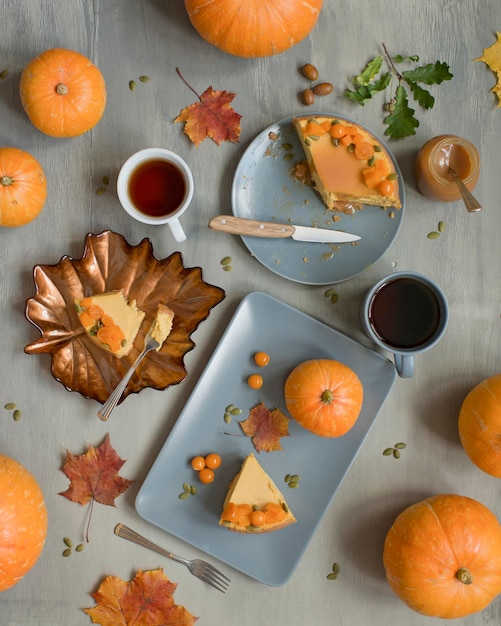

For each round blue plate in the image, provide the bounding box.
[231,113,405,285]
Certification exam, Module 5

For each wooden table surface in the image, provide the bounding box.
[2,1,501,624]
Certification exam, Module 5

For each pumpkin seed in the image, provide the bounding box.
[190,485,197,495]
[226,404,235,412]
[332,562,341,575]
[283,153,294,161]
[284,474,291,483]
[374,145,382,152]
[139,75,150,82]
[394,442,407,449]
[386,172,398,180]
[13,409,21,421]
[282,143,293,151]
[330,293,339,304]
[368,156,375,167]
[95,187,106,196]
[102,175,110,186]
[62,548,72,557]
[224,413,232,424]
[288,481,300,488]
[438,220,445,233]
[308,135,320,141]
[331,138,340,147]
[129,80,137,91]
[230,407,242,415]
[327,572,338,580]
[183,482,190,492]
[393,449,401,459]
[220,256,232,266]
[324,288,336,298]
[304,138,312,146]
[179,491,190,499]
[427,231,440,239]
[63,537,73,548]
[347,143,356,153]
[383,448,394,456]
[222,265,233,272]
[290,474,301,483]
[75,544,84,552]
[4,402,16,410]
[0,69,8,79]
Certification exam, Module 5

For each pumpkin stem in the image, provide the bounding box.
[455,567,473,585]
[321,389,333,404]
[0,175,13,186]
[56,83,69,95]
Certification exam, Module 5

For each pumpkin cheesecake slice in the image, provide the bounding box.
[219,453,296,533]
[292,115,401,212]
[75,290,145,357]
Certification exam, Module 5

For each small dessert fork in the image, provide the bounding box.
[97,323,160,421]
[114,523,230,593]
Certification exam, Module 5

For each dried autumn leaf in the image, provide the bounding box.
[240,402,290,452]
[83,568,198,626]
[475,32,501,106]
[174,68,241,146]
[59,433,134,541]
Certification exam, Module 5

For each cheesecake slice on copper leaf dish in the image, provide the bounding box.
[76,293,175,357]
[220,453,296,533]
[292,115,401,213]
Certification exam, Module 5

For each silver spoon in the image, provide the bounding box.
[448,167,482,212]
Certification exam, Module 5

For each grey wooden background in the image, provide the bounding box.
[1,1,501,624]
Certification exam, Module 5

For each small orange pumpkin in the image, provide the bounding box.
[383,494,501,618]
[184,0,323,58]
[284,359,363,437]
[0,454,48,592]
[0,147,47,227]
[458,374,501,478]
[20,48,106,137]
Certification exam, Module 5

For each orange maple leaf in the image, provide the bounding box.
[84,568,198,626]
[475,31,501,106]
[240,402,290,452]
[174,68,241,146]
[59,433,134,541]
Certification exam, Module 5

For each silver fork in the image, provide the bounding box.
[97,323,160,421]
[114,523,230,593]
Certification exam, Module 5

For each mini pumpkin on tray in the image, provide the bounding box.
[24,231,225,404]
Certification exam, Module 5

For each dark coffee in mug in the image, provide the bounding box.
[128,159,186,218]
[368,277,441,350]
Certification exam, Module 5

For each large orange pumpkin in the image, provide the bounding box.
[383,494,501,619]
[0,454,48,591]
[20,48,106,137]
[284,359,363,437]
[0,147,47,227]
[184,0,323,58]
[458,374,501,478]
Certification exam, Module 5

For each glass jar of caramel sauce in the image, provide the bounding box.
[414,135,480,201]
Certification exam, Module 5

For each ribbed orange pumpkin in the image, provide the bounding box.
[0,147,47,227]
[284,359,363,437]
[20,48,106,137]
[0,454,48,591]
[184,0,323,58]
[383,494,501,619]
[458,374,501,477]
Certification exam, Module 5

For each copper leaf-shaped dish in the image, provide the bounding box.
[24,231,225,404]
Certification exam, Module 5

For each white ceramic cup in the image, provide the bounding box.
[117,148,194,242]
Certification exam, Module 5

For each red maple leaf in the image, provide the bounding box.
[240,402,290,452]
[174,68,241,146]
[59,433,134,541]
[83,568,198,625]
